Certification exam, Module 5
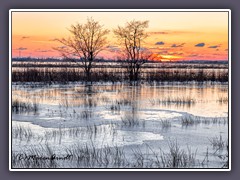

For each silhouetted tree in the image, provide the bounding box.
[113,20,152,82]
[55,18,109,83]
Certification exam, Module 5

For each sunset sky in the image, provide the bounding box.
[11,11,229,61]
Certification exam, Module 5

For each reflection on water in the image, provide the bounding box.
[12,83,228,119]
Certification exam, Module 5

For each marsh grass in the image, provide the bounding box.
[12,125,33,142]
[12,65,228,83]
[12,124,116,146]
[145,69,228,83]
[180,116,228,127]
[58,106,94,120]
[65,143,127,168]
[84,99,98,108]
[12,137,230,168]
[108,99,133,112]
[149,96,196,107]
[12,144,59,168]
[194,117,228,126]
[121,114,145,127]
[208,135,225,150]
[160,119,172,130]
[117,99,133,106]
[217,96,228,104]
[109,103,121,112]
[12,68,125,83]
[80,110,93,120]
[158,140,197,168]
[208,135,229,168]
[43,125,110,143]
[12,99,39,114]
[181,116,201,127]
[211,117,228,125]
[219,141,229,168]
[59,99,70,109]
[97,95,111,103]
[12,140,199,168]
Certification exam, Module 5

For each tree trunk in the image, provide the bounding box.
[134,66,140,82]
[85,68,92,83]
[129,69,134,82]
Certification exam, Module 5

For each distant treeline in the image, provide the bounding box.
[12,58,228,64]
[12,60,228,70]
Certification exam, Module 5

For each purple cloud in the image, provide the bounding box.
[106,45,120,52]
[195,43,205,47]
[155,41,165,45]
[208,45,220,48]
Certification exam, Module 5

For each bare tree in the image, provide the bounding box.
[113,20,151,82]
[55,18,109,82]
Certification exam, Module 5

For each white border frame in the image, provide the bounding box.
[9,9,231,171]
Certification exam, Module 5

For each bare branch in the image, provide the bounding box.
[54,18,109,82]
[113,20,151,81]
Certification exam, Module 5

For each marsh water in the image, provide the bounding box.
[12,82,229,168]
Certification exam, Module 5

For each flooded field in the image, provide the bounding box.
[10,9,230,170]
[11,82,229,168]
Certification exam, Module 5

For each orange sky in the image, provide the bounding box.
[11,11,229,61]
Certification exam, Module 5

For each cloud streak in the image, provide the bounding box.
[195,43,205,47]
[36,49,53,52]
[155,41,165,45]
[188,54,198,57]
[21,36,30,40]
[208,45,220,48]
[148,30,198,35]
[171,43,185,48]
[148,31,169,35]
[16,47,27,51]
[32,40,56,44]
[106,45,121,52]
[168,52,184,56]
[158,50,168,54]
